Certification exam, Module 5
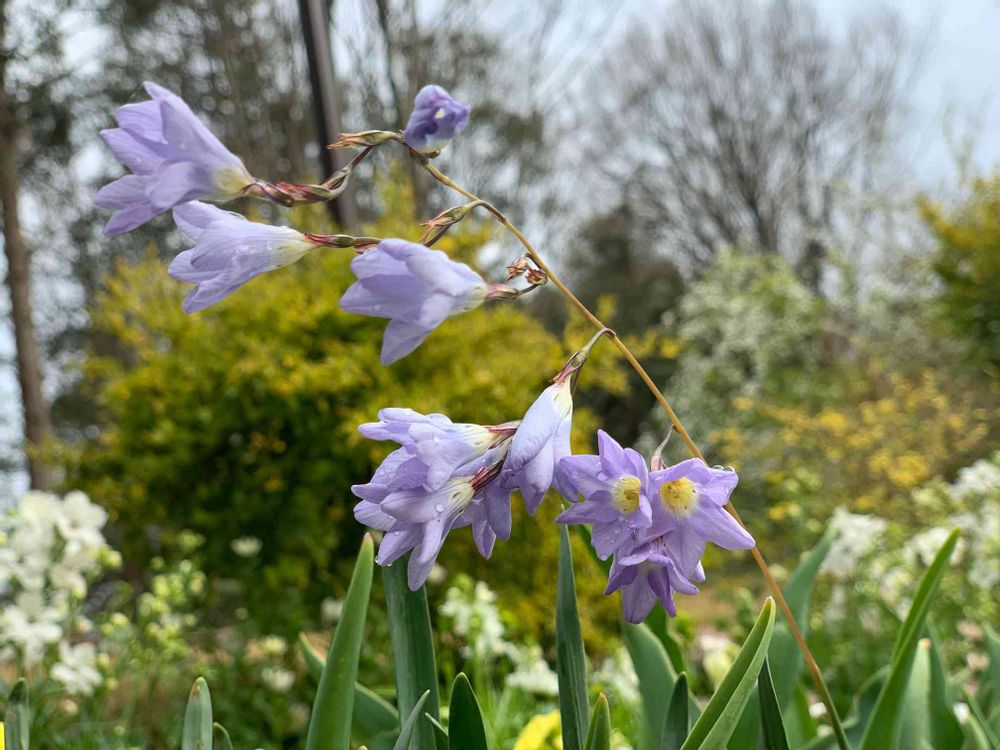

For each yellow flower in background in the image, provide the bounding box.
[514,711,563,750]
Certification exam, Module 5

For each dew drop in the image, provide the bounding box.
[434,503,445,513]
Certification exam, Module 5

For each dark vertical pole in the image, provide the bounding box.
[299,0,359,230]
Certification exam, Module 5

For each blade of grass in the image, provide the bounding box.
[557,524,589,750]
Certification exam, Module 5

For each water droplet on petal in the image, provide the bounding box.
[434,503,445,513]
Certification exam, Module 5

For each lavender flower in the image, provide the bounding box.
[96,82,255,236]
[605,537,701,622]
[555,430,653,559]
[339,239,490,364]
[500,379,574,514]
[403,85,471,154]
[359,408,516,489]
[353,416,514,589]
[168,202,316,313]
[646,459,755,578]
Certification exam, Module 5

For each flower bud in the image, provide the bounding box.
[329,130,401,149]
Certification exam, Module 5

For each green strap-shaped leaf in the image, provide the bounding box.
[770,527,835,706]
[585,694,612,750]
[899,639,931,749]
[392,690,430,750]
[448,674,488,750]
[963,688,1000,749]
[298,633,399,738]
[384,554,442,750]
[4,679,29,750]
[646,607,687,676]
[557,525,589,750]
[925,625,963,750]
[680,598,776,750]
[859,528,958,750]
[424,713,449,748]
[623,620,679,750]
[985,624,1000,708]
[182,678,213,750]
[758,661,789,750]
[784,684,818,748]
[661,673,689,750]
[214,722,235,750]
[305,534,374,750]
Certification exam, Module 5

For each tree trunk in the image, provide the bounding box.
[0,0,54,490]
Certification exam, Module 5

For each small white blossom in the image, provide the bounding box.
[820,509,887,578]
[51,641,102,696]
[506,645,559,697]
[261,666,296,693]
[230,536,262,557]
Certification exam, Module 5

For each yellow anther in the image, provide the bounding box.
[612,475,642,514]
[659,477,698,518]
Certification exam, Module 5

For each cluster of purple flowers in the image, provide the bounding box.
[353,376,755,621]
[99,82,480,362]
[99,80,755,623]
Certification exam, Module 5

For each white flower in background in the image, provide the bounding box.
[19,491,62,526]
[2,591,64,665]
[56,491,108,556]
[594,646,640,704]
[907,526,965,567]
[260,635,287,657]
[230,536,262,557]
[261,666,296,693]
[506,645,559,697]
[950,456,1000,501]
[820,509,887,578]
[52,641,103,696]
[700,632,738,689]
[321,597,343,625]
[438,579,508,660]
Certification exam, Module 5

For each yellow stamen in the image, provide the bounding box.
[660,477,698,518]
[612,475,642,514]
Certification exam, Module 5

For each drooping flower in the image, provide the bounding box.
[339,239,490,364]
[555,430,653,559]
[353,420,514,590]
[359,408,516,489]
[500,379,574,514]
[96,82,255,235]
[168,201,318,313]
[403,85,471,154]
[645,459,755,578]
[604,537,700,623]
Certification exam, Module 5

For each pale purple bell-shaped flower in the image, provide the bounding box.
[605,536,701,622]
[358,408,515,490]
[168,201,317,313]
[645,459,755,579]
[352,440,514,589]
[339,239,490,365]
[555,430,654,559]
[96,82,255,236]
[402,85,471,154]
[500,378,574,515]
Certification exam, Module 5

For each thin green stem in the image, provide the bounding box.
[417,158,851,750]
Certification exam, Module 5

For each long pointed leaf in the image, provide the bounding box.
[182,678,212,750]
[758,661,790,750]
[306,534,374,750]
[557,525,589,750]
[624,621,678,750]
[298,633,400,738]
[859,528,958,750]
[448,674,488,750]
[662,673,689,750]
[384,553,442,750]
[4,679,28,750]
[392,691,430,750]
[585,694,612,750]
[213,722,235,750]
[681,598,776,750]
[899,639,932,749]
[926,625,963,750]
